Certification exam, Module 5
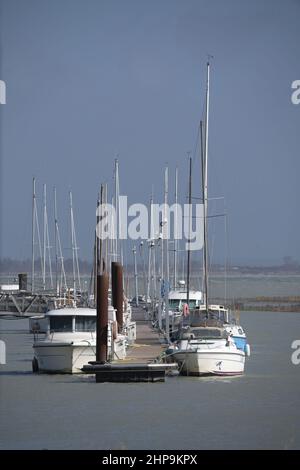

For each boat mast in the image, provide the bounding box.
[31,178,43,293]
[133,246,138,306]
[114,158,119,262]
[139,241,147,299]
[54,187,59,294]
[69,191,81,299]
[186,156,192,306]
[146,194,152,302]
[200,121,205,297]
[31,177,36,294]
[42,184,53,290]
[70,191,76,299]
[147,191,156,304]
[174,167,178,289]
[164,166,169,284]
[203,61,210,313]
[164,166,170,342]
[42,184,46,290]
[54,188,67,294]
[46,187,53,289]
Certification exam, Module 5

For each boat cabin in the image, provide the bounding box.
[46,308,96,334]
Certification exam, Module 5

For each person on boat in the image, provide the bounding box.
[183,303,189,317]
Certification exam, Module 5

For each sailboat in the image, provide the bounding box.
[163,165,202,337]
[171,62,250,376]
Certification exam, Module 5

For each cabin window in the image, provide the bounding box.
[192,328,224,339]
[49,316,73,332]
[169,299,198,309]
[76,316,96,332]
[169,300,180,309]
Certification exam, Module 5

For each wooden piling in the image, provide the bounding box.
[18,273,28,291]
[96,273,109,363]
[111,262,123,332]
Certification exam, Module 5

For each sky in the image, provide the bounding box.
[0,0,299,265]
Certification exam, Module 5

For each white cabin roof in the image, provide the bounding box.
[0,284,19,292]
[168,290,202,301]
[46,307,96,317]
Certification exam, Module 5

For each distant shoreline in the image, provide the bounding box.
[216,296,300,313]
[1,258,300,277]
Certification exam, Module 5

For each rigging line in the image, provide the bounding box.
[224,212,228,306]
[182,213,226,219]
[34,198,44,277]
[208,199,217,280]
[192,122,201,165]
[225,210,236,310]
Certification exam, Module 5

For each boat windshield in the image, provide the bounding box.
[169,299,198,310]
[49,316,72,332]
[192,328,224,339]
[76,316,96,332]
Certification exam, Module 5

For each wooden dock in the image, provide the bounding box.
[114,306,166,365]
[82,306,177,382]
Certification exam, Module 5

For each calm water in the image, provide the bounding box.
[0,311,300,450]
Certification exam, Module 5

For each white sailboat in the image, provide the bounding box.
[171,62,250,376]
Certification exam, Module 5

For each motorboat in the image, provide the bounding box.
[32,305,127,373]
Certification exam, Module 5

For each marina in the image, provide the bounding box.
[1,0,299,454]
[1,310,300,449]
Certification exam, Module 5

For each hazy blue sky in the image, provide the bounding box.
[0,0,299,265]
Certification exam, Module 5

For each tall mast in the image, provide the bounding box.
[54,189,67,294]
[203,61,210,312]
[70,191,76,298]
[45,186,53,289]
[200,120,205,297]
[42,184,53,290]
[114,158,119,261]
[164,166,170,342]
[164,166,169,283]
[186,156,192,306]
[174,167,178,289]
[133,246,138,306]
[70,191,81,300]
[31,177,36,294]
[54,187,58,294]
[42,184,46,290]
[139,241,147,299]
[31,178,43,292]
[147,192,154,303]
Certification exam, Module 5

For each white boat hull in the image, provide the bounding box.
[33,343,96,373]
[33,338,127,373]
[172,349,245,376]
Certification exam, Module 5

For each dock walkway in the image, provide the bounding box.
[115,306,166,364]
